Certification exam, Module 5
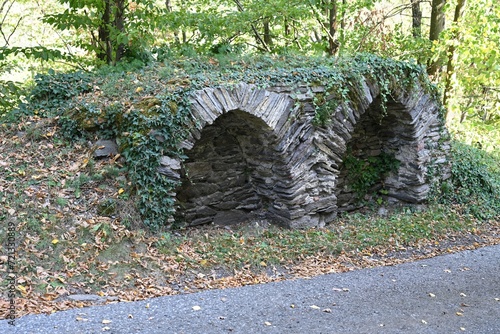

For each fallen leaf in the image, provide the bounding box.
[51,239,59,245]
[456,312,463,316]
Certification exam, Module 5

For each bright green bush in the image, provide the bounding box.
[436,141,500,220]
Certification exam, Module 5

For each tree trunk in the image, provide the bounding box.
[327,0,338,56]
[263,19,272,47]
[443,0,467,121]
[165,0,172,12]
[114,0,125,63]
[428,0,446,76]
[232,0,270,52]
[98,0,112,63]
[411,0,422,38]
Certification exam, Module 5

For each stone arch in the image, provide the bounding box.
[163,78,449,228]
[176,84,332,227]
[333,80,444,211]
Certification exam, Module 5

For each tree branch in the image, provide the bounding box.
[0,0,22,46]
[232,0,271,52]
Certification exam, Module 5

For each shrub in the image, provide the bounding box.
[436,141,500,220]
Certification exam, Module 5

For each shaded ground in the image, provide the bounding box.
[2,244,499,333]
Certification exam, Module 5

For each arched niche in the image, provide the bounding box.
[336,95,427,212]
[176,109,294,226]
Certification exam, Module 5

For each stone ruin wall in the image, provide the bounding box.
[159,77,451,228]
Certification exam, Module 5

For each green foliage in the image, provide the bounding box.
[43,0,163,64]
[441,0,500,122]
[0,46,69,62]
[313,94,339,126]
[115,94,190,229]
[0,79,20,116]
[343,151,400,200]
[435,141,500,220]
[18,69,92,116]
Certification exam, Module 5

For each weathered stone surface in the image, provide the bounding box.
[93,139,118,158]
[166,75,450,228]
[213,210,249,226]
[66,294,103,302]
[158,156,182,179]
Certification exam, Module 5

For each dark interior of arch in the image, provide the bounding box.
[176,110,292,226]
[336,95,416,212]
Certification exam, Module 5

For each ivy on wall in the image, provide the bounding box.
[343,151,401,201]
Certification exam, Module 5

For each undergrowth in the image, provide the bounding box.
[433,140,500,220]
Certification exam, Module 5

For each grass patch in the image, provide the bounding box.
[153,205,481,272]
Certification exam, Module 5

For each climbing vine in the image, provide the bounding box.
[15,54,436,229]
[343,151,401,202]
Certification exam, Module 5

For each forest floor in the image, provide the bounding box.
[0,116,499,319]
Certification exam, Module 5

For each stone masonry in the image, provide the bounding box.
[159,78,450,228]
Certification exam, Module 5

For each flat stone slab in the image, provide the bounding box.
[66,294,103,302]
[93,139,118,158]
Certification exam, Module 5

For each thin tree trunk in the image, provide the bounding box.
[263,18,272,47]
[98,0,112,63]
[327,0,338,55]
[232,0,271,52]
[411,0,422,38]
[428,0,446,76]
[114,0,125,63]
[443,0,467,121]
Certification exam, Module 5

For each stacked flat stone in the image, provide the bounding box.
[158,77,450,228]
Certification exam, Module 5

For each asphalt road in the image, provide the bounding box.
[2,244,499,334]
